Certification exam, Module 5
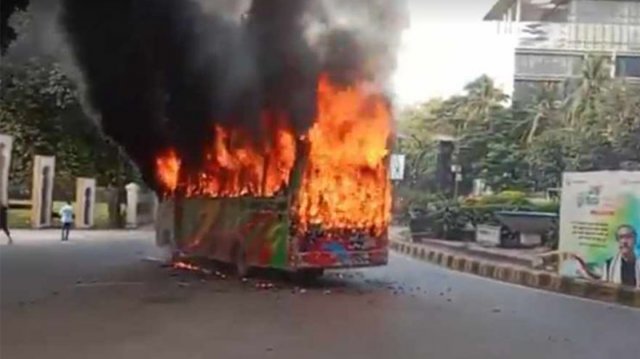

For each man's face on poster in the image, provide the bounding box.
[616,226,637,258]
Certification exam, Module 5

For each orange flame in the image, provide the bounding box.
[294,74,391,235]
[156,149,181,191]
[156,113,296,197]
[172,260,212,275]
[155,73,391,235]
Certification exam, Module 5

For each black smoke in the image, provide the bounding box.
[58,0,407,190]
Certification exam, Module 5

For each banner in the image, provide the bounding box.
[559,171,640,288]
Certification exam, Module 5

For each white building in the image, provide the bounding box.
[484,0,640,102]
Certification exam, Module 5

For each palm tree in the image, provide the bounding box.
[565,55,612,128]
[462,75,509,131]
[523,82,561,144]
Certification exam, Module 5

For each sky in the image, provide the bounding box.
[392,0,516,107]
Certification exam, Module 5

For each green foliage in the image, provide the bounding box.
[464,191,530,206]
[398,54,640,195]
[0,58,140,190]
[408,189,561,242]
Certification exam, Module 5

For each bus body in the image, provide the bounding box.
[155,194,388,273]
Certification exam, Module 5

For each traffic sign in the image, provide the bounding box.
[390,154,405,180]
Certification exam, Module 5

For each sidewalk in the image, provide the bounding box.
[391,227,547,269]
[0,228,154,246]
[389,227,640,308]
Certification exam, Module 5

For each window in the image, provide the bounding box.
[515,53,583,77]
[574,0,630,24]
[615,56,640,78]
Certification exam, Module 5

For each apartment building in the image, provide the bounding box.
[484,0,640,102]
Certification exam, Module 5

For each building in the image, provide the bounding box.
[484,0,640,102]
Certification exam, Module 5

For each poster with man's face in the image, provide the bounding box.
[559,172,640,288]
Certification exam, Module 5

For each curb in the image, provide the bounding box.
[390,240,640,308]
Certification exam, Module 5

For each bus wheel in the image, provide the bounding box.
[232,244,250,278]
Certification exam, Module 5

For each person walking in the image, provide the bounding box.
[0,204,12,245]
[59,201,74,241]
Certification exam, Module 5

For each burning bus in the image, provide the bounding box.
[59,0,406,277]
[154,75,393,277]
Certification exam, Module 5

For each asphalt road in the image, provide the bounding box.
[1,230,638,359]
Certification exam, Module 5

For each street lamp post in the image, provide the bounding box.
[451,164,462,199]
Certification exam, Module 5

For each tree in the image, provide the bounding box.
[0,58,77,187]
[461,75,509,131]
[602,83,640,168]
[522,82,562,144]
[397,99,445,189]
[0,0,29,55]
[565,55,612,127]
[397,62,638,199]
[525,129,572,189]
[0,58,140,226]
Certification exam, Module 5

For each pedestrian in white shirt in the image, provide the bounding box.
[59,201,74,241]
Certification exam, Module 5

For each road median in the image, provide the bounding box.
[390,239,640,308]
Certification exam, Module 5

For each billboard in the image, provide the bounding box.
[559,171,640,288]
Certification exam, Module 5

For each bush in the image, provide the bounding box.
[530,200,560,213]
[464,190,530,206]
[409,192,560,242]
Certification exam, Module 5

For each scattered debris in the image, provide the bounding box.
[491,307,502,313]
[141,256,167,263]
[256,282,276,290]
[172,261,213,275]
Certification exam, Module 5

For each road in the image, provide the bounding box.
[1,230,638,359]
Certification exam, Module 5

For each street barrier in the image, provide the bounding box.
[391,239,640,308]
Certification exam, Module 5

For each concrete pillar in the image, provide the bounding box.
[0,134,13,207]
[125,183,140,228]
[151,193,159,222]
[31,155,56,228]
[75,177,96,228]
[155,199,175,248]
